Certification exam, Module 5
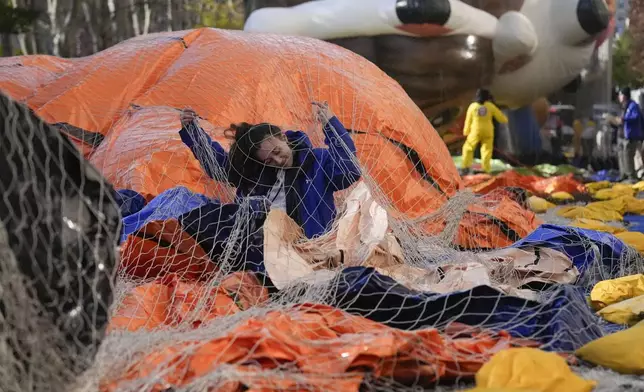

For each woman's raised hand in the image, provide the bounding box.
[180,108,198,128]
[312,101,334,122]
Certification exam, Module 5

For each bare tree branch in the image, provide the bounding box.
[2,0,244,56]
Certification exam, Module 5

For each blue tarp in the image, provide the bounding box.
[328,267,605,351]
[511,224,627,282]
[624,214,644,233]
[118,187,211,242]
[114,189,147,218]
[589,169,622,183]
[116,187,267,272]
[507,106,542,156]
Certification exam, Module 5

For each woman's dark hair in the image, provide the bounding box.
[620,87,632,99]
[227,122,283,194]
[475,89,492,104]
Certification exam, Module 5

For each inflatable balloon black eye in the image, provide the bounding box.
[0,92,121,391]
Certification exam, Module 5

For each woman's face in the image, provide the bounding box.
[255,135,294,168]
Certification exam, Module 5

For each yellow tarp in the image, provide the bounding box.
[464,389,536,392]
[527,196,555,213]
[569,218,625,234]
[597,294,644,325]
[590,274,644,310]
[576,321,644,375]
[550,191,574,202]
[614,183,638,194]
[594,195,644,215]
[633,181,644,192]
[557,205,623,222]
[593,184,636,200]
[474,348,596,392]
[624,197,644,214]
[585,181,612,193]
[584,181,644,215]
[556,195,644,222]
[615,232,644,254]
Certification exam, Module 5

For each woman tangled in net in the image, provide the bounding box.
[178,102,361,244]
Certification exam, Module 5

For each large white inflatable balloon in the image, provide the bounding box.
[490,0,611,106]
[245,0,501,40]
[245,0,611,110]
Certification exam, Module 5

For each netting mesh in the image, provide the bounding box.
[0,28,643,392]
[0,93,121,392]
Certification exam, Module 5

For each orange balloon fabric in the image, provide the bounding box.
[0,28,539,248]
[105,277,543,392]
[109,272,269,332]
[119,218,217,281]
[469,172,586,197]
[0,55,74,101]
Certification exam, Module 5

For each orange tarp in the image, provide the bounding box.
[105,273,543,392]
[119,218,217,280]
[29,32,203,135]
[459,191,542,249]
[0,28,540,248]
[109,272,268,332]
[468,171,586,197]
[0,55,74,101]
[463,173,493,188]
[1,29,458,209]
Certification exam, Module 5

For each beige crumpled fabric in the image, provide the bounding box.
[382,247,578,301]
[263,182,403,289]
[263,182,578,298]
[335,182,403,267]
[482,247,579,288]
[262,210,338,289]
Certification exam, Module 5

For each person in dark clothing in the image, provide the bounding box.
[546,113,566,165]
[178,102,361,239]
[609,88,644,181]
[551,124,564,163]
[579,118,597,170]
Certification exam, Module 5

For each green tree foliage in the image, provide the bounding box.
[0,1,39,56]
[613,30,644,89]
[188,0,245,30]
[0,1,39,35]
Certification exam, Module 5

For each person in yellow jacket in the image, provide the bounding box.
[461,89,509,173]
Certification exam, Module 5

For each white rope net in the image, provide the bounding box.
[0,28,642,392]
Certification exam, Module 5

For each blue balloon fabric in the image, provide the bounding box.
[326,267,605,351]
[115,189,148,217]
[506,106,542,156]
[511,224,628,283]
[180,196,267,273]
[624,214,644,234]
[119,187,212,243]
[589,169,622,183]
[117,186,268,272]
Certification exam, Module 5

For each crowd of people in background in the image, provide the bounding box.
[568,87,643,183]
[461,87,644,184]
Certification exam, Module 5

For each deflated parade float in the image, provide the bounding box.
[3,1,644,392]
